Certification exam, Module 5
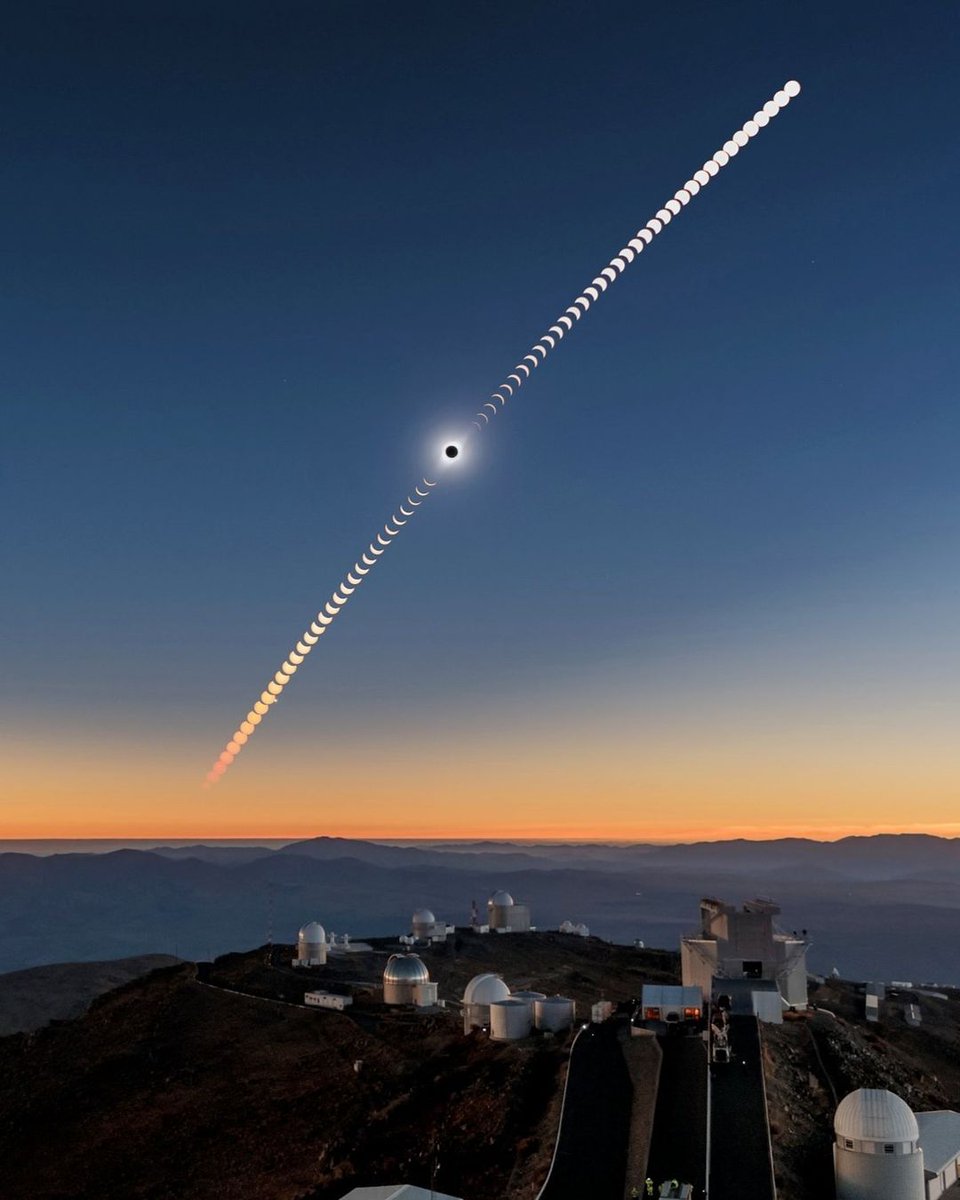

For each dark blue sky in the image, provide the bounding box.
[4,2,960,836]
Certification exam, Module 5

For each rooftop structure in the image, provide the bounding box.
[681,896,808,1011]
[916,1111,960,1195]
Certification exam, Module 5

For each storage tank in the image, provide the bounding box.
[535,995,576,1032]
[510,989,547,1014]
[834,1089,924,1200]
[383,953,430,1005]
[490,998,533,1041]
[463,972,511,1032]
[412,908,436,940]
[294,921,327,967]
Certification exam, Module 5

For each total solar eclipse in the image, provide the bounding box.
[205,80,802,785]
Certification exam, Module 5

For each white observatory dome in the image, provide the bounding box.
[489,890,515,907]
[463,973,511,1006]
[384,953,430,984]
[835,1089,919,1144]
[412,908,436,925]
[293,920,327,967]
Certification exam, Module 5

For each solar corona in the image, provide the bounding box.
[204,80,803,787]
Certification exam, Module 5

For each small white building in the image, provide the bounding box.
[637,985,702,1031]
[559,920,590,937]
[463,972,511,1032]
[834,1089,960,1200]
[305,990,352,1011]
[292,921,327,967]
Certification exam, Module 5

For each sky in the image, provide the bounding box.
[3,1,960,841]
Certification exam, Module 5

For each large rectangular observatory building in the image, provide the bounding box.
[681,896,808,1011]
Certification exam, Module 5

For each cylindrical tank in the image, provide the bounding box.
[462,972,511,1032]
[383,953,430,1005]
[412,908,436,940]
[534,996,576,1032]
[834,1089,924,1200]
[296,921,327,966]
[510,989,547,1014]
[490,998,533,1040]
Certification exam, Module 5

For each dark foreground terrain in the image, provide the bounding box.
[5,926,960,1200]
[0,932,675,1200]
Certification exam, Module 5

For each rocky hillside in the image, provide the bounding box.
[762,978,960,1200]
[0,931,676,1200]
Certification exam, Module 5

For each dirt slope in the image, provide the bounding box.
[0,933,674,1200]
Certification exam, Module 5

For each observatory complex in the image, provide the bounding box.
[834,1089,960,1200]
[681,896,808,1016]
[461,972,574,1038]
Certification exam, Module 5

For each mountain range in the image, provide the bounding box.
[3,834,959,981]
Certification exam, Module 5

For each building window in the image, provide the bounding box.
[844,1139,854,1149]
[884,1145,895,1154]
[743,960,763,978]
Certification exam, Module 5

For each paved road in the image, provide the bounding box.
[709,1016,775,1200]
[538,1022,633,1200]
[645,1035,707,1194]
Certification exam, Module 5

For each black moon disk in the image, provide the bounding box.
[444,445,459,459]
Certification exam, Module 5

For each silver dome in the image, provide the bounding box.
[383,953,430,985]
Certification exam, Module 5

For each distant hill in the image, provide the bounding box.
[0,954,179,1035]
[2,834,960,980]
